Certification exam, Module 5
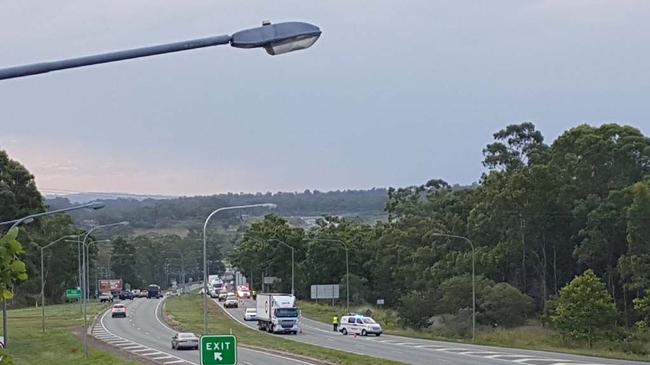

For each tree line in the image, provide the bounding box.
[230,123,650,347]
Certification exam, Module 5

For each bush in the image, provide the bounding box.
[430,308,473,338]
[398,290,436,328]
[480,282,533,327]
[438,275,494,314]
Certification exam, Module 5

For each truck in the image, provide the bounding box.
[98,279,123,296]
[255,293,300,334]
[147,284,162,299]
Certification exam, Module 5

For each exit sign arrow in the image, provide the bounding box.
[214,353,223,361]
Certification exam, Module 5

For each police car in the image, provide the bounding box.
[339,314,382,336]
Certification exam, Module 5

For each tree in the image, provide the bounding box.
[633,291,650,329]
[0,228,29,300]
[482,122,547,172]
[110,237,138,288]
[551,270,617,347]
[0,149,44,223]
[480,282,533,327]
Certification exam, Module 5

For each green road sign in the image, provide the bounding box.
[65,288,81,299]
[200,335,236,365]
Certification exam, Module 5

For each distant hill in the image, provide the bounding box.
[44,191,176,203]
[45,188,390,229]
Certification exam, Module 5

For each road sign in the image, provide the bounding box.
[376,299,385,305]
[65,288,81,299]
[310,284,339,299]
[200,335,237,365]
[263,276,281,284]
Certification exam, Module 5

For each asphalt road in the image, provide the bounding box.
[94,297,315,365]
[220,297,647,365]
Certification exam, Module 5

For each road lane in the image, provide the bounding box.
[94,297,315,365]
[220,298,646,365]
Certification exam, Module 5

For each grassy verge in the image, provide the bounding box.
[0,302,139,365]
[164,294,406,365]
[299,301,650,362]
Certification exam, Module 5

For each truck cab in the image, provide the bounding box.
[256,293,300,334]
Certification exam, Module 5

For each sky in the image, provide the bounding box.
[1,1,649,196]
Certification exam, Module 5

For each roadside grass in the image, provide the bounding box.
[164,294,406,365]
[0,302,139,365]
[299,301,650,362]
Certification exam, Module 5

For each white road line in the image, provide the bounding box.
[152,355,175,360]
[140,351,163,356]
[163,360,186,364]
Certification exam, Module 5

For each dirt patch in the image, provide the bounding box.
[71,326,155,365]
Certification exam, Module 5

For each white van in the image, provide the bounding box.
[339,315,382,336]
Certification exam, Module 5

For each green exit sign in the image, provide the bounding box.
[200,335,237,365]
[65,288,81,299]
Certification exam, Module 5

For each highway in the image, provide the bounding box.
[219,297,646,365]
[92,297,318,365]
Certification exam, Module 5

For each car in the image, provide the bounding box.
[243,308,257,321]
[209,289,219,298]
[339,315,382,336]
[111,303,127,318]
[118,291,134,300]
[139,290,148,298]
[218,289,228,302]
[131,289,141,297]
[224,295,238,308]
[99,292,113,303]
[171,332,199,350]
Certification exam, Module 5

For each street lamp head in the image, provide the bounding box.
[21,217,35,225]
[261,203,277,209]
[118,221,130,226]
[87,202,106,210]
[231,21,321,55]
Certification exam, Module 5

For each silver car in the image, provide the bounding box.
[171,332,199,350]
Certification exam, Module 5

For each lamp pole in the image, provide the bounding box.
[82,222,128,358]
[41,234,80,332]
[312,239,350,313]
[0,21,321,81]
[0,201,105,349]
[431,233,476,343]
[202,204,276,334]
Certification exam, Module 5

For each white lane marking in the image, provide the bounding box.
[122,345,144,350]
[163,360,186,364]
[152,355,174,360]
[132,348,155,353]
[140,351,163,356]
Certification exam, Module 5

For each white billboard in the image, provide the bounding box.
[310,284,340,299]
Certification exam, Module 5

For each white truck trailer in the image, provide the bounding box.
[255,293,300,334]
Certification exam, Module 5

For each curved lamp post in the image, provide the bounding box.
[202,204,276,334]
[0,21,321,81]
[0,201,105,349]
[311,238,350,313]
[82,222,128,358]
[431,233,476,343]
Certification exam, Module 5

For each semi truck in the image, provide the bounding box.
[255,293,300,334]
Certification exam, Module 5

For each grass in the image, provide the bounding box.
[164,294,406,365]
[299,301,650,362]
[0,301,140,365]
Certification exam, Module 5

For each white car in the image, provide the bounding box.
[243,308,257,321]
[339,315,382,336]
[111,303,127,318]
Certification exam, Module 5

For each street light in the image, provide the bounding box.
[311,238,350,313]
[0,21,321,81]
[41,234,80,332]
[82,221,128,358]
[202,203,276,334]
[430,233,476,343]
[0,201,105,349]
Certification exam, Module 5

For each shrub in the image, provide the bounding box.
[480,282,533,327]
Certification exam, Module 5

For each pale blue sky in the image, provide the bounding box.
[1,1,648,195]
